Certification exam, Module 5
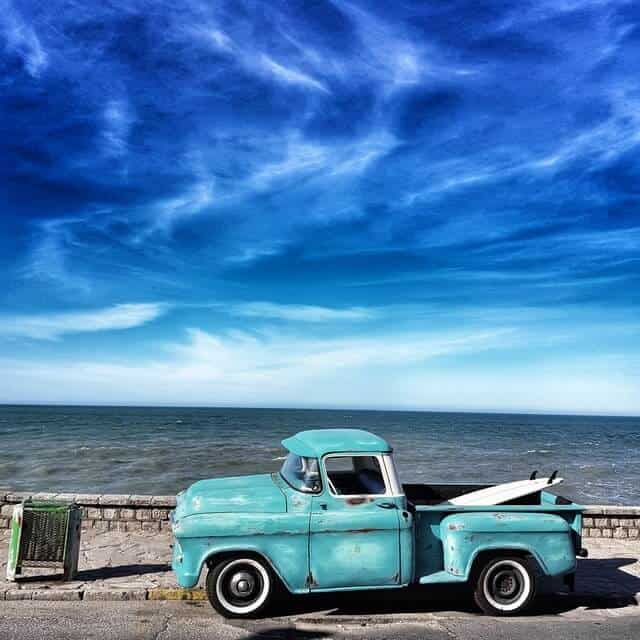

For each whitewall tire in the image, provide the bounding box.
[206,557,273,618]
[473,556,537,616]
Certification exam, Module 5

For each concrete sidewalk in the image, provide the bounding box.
[1,528,639,617]
[0,528,177,602]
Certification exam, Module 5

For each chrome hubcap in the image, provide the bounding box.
[229,571,256,598]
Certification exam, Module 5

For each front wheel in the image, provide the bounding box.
[206,556,274,618]
[473,556,537,616]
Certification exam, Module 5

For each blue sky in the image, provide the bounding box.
[1,0,639,414]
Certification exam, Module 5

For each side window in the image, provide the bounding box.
[280,454,322,493]
[324,455,387,496]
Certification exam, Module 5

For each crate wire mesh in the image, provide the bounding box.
[6,501,81,581]
[21,505,69,567]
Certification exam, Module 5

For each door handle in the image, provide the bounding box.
[377,502,397,509]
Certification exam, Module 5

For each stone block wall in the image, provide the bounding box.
[1,492,638,539]
[0,492,177,532]
[582,506,640,540]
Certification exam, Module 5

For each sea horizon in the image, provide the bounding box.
[2,402,638,420]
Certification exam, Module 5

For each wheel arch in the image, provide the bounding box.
[202,547,293,593]
[468,547,544,581]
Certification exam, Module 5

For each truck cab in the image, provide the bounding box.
[280,429,410,591]
[172,429,584,618]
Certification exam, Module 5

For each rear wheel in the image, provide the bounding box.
[206,556,273,618]
[473,556,536,616]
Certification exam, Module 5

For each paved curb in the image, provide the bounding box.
[0,588,205,602]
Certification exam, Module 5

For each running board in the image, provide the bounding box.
[419,571,467,585]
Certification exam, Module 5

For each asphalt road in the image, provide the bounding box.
[1,599,639,640]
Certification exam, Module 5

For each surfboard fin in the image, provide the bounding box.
[529,470,538,480]
[548,470,559,484]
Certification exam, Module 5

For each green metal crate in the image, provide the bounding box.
[6,501,81,581]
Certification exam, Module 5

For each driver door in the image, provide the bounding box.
[309,454,401,589]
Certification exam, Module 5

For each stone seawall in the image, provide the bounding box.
[0,492,176,532]
[583,506,640,540]
[1,492,638,539]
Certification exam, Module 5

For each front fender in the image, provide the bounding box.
[440,512,577,579]
[172,512,310,593]
[173,537,301,591]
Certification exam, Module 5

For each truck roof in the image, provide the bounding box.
[282,429,392,458]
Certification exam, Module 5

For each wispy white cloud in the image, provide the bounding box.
[259,54,329,93]
[0,303,167,340]
[531,89,640,170]
[247,130,397,191]
[2,321,638,414]
[102,98,135,157]
[1,3,48,77]
[2,347,637,414]
[404,90,640,206]
[0,325,516,403]
[193,22,328,94]
[224,245,282,265]
[24,218,92,293]
[225,301,375,322]
[331,0,476,92]
[402,84,640,208]
[146,179,215,237]
[176,326,513,371]
[5,326,637,415]
[501,0,630,31]
[118,126,396,256]
[247,137,330,189]
[205,28,233,52]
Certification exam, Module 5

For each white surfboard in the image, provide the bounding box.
[447,476,563,506]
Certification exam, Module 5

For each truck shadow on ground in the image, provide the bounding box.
[268,557,639,618]
[76,562,172,581]
[536,557,640,614]
[274,584,477,617]
[12,562,171,583]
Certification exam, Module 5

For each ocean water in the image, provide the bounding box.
[0,405,638,505]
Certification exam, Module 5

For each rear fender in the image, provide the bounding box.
[440,512,577,580]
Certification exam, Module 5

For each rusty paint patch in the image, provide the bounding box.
[346,528,377,534]
[314,528,380,534]
[448,523,464,531]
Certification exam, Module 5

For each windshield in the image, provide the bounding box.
[280,453,321,493]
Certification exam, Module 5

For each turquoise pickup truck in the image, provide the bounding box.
[171,429,585,618]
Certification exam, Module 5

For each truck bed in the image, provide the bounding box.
[403,483,583,584]
[402,483,570,507]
